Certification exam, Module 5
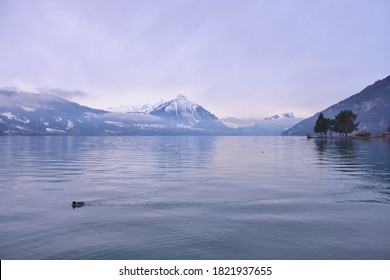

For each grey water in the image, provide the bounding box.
[0,136,389,260]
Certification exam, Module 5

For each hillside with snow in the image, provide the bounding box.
[150,94,227,129]
[107,99,166,114]
[0,91,229,135]
[264,112,296,120]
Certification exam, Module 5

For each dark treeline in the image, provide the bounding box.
[314,110,359,138]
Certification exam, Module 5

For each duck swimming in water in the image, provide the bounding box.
[71,201,85,208]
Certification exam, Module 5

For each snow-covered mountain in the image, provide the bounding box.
[0,89,104,135]
[0,89,310,136]
[0,89,174,135]
[253,112,303,135]
[150,94,227,129]
[264,112,296,120]
[221,112,303,135]
[107,99,165,113]
[0,90,229,135]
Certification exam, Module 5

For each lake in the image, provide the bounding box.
[0,136,389,259]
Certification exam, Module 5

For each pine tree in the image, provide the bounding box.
[329,118,335,137]
[314,113,330,138]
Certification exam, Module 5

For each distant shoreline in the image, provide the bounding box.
[306,134,390,140]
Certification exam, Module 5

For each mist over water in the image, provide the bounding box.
[0,136,389,259]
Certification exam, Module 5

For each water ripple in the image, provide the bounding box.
[1,136,389,260]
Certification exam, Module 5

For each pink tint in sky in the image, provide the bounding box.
[0,0,389,118]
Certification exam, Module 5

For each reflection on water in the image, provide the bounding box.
[314,138,390,204]
[0,136,389,259]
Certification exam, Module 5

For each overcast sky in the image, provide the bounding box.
[0,0,389,118]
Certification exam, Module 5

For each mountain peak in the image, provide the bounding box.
[156,94,199,113]
[176,94,187,100]
[150,95,222,128]
[265,112,295,120]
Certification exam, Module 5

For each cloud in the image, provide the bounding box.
[220,117,262,128]
[0,86,20,92]
[36,87,89,99]
[101,112,165,123]
[0,1,389,118]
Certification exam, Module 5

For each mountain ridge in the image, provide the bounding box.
[3,74,388,137]
[282,75,390,136]
[265,112,296,120]
[0,90,229,135]
[149,94,226,129]
[107,99,166,114]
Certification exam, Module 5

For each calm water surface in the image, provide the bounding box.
[0,136,389,259]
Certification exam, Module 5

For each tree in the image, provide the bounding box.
[334,110,359,136]
[314,112,330,138]
[329,118,335,137]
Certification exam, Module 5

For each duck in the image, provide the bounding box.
[71,201,85,208]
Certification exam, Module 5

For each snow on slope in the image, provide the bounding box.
[107,99,166,113]
[150,94,223,128]
[264,112,296,120]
